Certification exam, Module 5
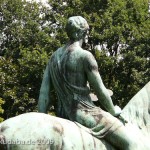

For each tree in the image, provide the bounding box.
[0,0,53,119]
[0,97,5,122]
[0,0,149,120]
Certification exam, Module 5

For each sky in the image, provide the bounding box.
[35,0,48,3]
[26,0,48,4]
[26,0,50,8]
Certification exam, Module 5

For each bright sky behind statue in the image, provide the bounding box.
[26,0,48,4]
[35,0,48,3]
[26,0,50,8]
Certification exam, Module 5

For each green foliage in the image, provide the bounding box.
[0,0,58,56]
[0,48,49,118]
[0,98,5,122]
[0,0,149,120]
[0,0,51,119]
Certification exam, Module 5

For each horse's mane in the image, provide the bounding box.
[122,81,150,138]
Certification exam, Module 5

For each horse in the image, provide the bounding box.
[0,82,149,150]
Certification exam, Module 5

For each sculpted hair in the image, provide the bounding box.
[66,16,89,41]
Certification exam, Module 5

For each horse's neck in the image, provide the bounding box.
[121,82,150,137]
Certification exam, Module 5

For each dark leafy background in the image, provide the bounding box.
[0,0,149,121]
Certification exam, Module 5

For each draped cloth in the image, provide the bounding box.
[48,47,123,138]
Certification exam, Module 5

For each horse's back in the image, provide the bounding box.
[0,112,115,150]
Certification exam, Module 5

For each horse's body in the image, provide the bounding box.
[0,82,150,150]
[0,112,115,150]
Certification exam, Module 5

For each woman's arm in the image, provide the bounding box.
[84,52,117,115]
[38,61,53,113]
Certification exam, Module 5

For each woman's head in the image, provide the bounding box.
[66,16,89,41]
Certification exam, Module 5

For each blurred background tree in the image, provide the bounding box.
[0,0,52,120]
[0,0,149,121]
